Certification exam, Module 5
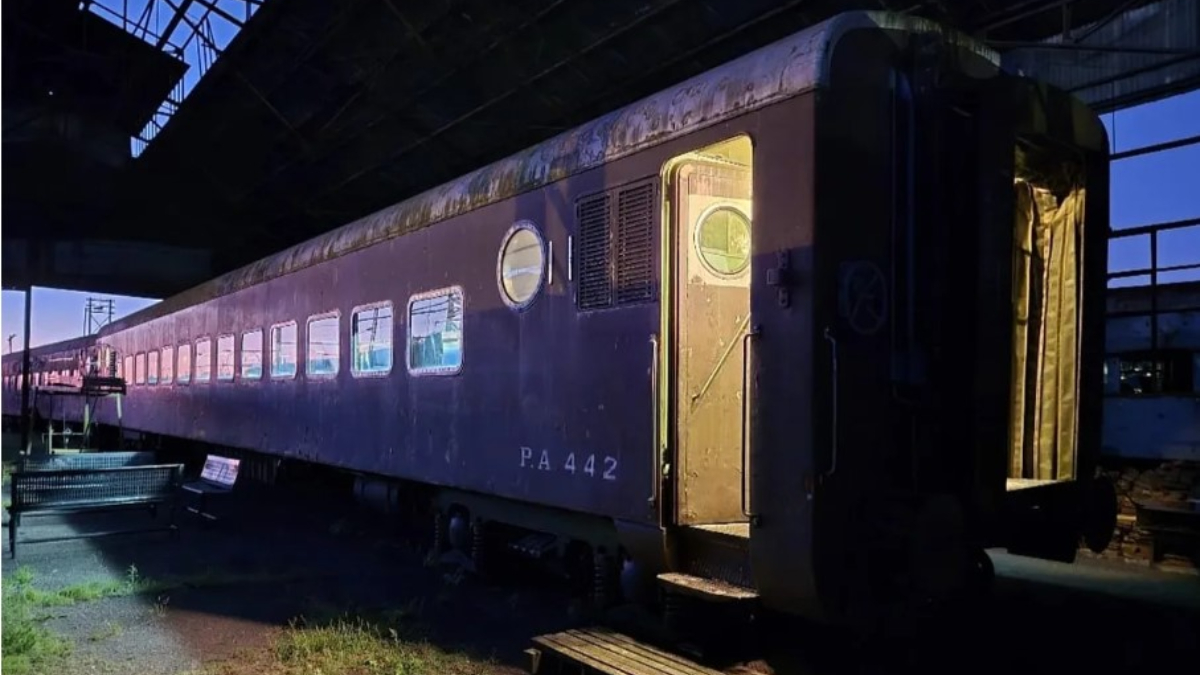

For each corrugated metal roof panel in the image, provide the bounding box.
[1001,0,1200,112]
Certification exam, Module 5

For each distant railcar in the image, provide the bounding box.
[2,12,1117,628]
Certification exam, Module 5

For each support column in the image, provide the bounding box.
[19,285,32,454]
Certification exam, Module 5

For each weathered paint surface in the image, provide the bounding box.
[100,11,997,333]
[0,12,1029,625]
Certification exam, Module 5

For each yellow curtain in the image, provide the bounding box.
[1010,180,1086,481]
[1010,180,1035,480]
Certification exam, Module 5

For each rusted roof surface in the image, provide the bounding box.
[100,11,997,334]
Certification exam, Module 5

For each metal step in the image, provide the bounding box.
[528,626,724,675]
[675,525,753,589]
[657,572,758,603]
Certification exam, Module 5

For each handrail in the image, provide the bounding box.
[740,325,761,518]
[649,333,660,508]
[823,327,839,478]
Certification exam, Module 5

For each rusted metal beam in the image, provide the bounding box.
[240,0,575,199]
[314,0,691,198]
[191,0,244,27]
[1068,51,1200,93]
[974,0,1078,34]
[1110,133,1200,161]
[1107,215,1200,239]
[989,40,1195,56]
[1073,0,1141,43]
[155,0,198,50]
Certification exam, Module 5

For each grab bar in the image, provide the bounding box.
[823,326,839,477]
[741,325,761,518]
[649,333,660,507]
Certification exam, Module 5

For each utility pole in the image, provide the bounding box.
[84,297,116,336]
[20,285,33,454]
[6,334,14,354]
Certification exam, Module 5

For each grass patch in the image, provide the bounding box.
[87,621,125,643]
[191,602,495,675]
[8,564,314,609]
[2,572,71,675]
[6,564,158,608]
[272,614,494,675]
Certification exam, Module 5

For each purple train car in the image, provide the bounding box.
[3,12,1117,628]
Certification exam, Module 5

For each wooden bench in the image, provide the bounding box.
[1133,500,1200,563]
[7,464,184,558]
[181,455,240,522]
[18,451,158,472]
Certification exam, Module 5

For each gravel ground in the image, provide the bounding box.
[4,456,1199,675]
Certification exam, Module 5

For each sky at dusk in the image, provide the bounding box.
[2,89,1198,353]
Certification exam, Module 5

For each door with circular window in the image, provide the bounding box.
[668,135,754,526]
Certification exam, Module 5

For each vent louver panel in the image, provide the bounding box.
[615,181,656,304]
[574,178,658,310]
[576,193,613,310]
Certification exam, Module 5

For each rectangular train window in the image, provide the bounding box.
[271,321,298,379]
[195,338,212,382]
[407,286,463,376]
[148,350,159,385]
[217,334,235,381]
[161,346,174,384]
[177,342,191,383]
[242,329,263,380]
[307,314,340,378]
[123,355,132,381]
[352,302,393,376]
[135,353,146,385]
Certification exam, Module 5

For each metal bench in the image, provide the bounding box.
[1133,500,1200,564]
[181,455,240,522]
[17,451,158,472]
[7,463,185,558]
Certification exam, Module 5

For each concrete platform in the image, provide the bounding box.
[991,549,1200,612]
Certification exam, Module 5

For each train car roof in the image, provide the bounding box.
[1,334,96,367]
[100,10,996,336]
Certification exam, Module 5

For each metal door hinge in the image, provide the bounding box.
[766,251,792,308]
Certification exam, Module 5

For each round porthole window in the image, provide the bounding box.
[498,221,546,309]
[695,205,751,276]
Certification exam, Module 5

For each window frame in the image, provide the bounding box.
[216,333,236,382]
[350,301,394,378]
[194,337,213,383]
[161,345,174,385]
[305,311,341,380]
[134,352,146,385]
[177,341,192,384]
[148,349,159,385]
[270,320,299,380]
[693,203,752,279]
[496,220,547,311]
[406,285,465,377]
[241,328,264,381]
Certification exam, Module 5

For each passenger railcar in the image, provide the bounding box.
[3,12,1117,628]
